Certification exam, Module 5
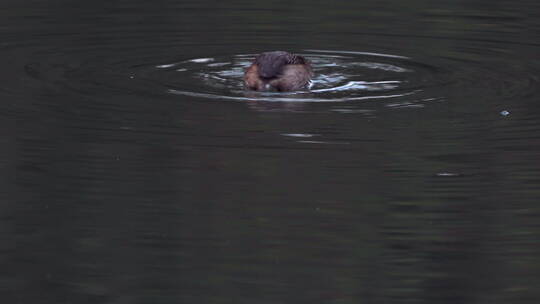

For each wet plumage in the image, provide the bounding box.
[244,51,313,91]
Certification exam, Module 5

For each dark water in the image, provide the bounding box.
[2,0,540,303]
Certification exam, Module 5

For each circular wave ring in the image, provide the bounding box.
[20,48,539,105]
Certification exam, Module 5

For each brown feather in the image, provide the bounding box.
[244,51,312,91]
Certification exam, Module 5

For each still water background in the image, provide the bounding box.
[2,0,540,303]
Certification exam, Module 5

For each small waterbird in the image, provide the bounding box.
[244,51,313,91]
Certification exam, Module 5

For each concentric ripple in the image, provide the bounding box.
[16,45,539,107]
[152,50,424,102]
[147,48,536,105]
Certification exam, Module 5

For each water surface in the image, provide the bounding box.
[1,1,540,303]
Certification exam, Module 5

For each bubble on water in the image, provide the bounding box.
[500,110,510,116]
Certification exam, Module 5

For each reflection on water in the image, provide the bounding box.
[1,0,540,303]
